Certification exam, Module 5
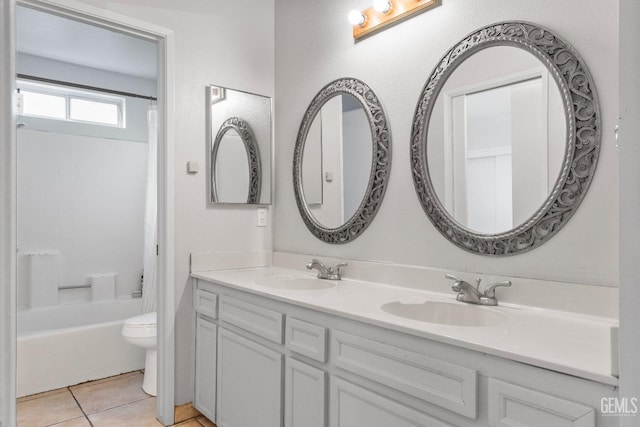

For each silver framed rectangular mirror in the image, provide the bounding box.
[207,85,272,205]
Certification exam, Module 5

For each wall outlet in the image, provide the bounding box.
[257,207,267,227]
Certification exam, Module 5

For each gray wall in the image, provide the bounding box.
[619,0,640,424]
[274,0,619,288]
[0,1,17,425]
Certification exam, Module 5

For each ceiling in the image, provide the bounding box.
[16,6,157,80]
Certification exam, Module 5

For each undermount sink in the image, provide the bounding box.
[254,275,336,290]
[381,300,506,327]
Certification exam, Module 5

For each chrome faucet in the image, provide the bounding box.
[445,274,511,306]
[306,259,348,280]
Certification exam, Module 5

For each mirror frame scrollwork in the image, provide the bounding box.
[211,116,261,204]
[293,78,392,244]
[411,21,601,256]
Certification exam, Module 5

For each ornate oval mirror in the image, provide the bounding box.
[293,78,391,243]
[411,21,600,255]
[211,117,261,203]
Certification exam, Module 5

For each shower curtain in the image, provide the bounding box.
[142,105,157,313]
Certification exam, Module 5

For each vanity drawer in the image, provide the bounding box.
[332,331,477,419]
[285,317,327,362]
[219,295,284,343]
[195,288,218,319]
[488,379,595,427]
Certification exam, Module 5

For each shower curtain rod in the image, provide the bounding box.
[17,73,158,101]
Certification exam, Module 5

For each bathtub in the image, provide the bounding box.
[17,298,146,397]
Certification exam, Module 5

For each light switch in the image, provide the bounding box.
[187,161,199,174]
[325,171,334,182]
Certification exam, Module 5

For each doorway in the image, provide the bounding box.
[1,0,175,425]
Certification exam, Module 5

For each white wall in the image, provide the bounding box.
[274,0,619,288]
[17,129,147,307]
[72,0,275,404]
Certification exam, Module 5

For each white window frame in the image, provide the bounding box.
[17,79,126,128]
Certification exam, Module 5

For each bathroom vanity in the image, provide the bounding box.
[191,266,618,427]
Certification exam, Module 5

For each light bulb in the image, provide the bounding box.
[373,0,392,13]
[348,10,366,26]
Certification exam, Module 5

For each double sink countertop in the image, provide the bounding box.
[191,266,618,386]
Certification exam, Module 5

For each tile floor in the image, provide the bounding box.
[17,371,216,427]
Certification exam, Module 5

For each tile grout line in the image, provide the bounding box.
[67,386,94,427]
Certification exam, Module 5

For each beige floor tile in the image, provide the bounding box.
[70,371,149,414]
[174,403,201,423]
[71,371,142,390]
[172,420,202,427]
[17,388,84,427]
[196,416,217,427]
[49,416,92,427]
[88,397,163,427]
[17,387,68,403]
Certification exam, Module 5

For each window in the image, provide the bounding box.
[17,80,126,128]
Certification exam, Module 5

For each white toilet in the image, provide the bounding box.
[122,312,157,396]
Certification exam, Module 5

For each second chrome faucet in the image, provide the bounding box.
[445,274,511,306]
[307,259,348,280]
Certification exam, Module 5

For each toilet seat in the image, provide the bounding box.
[122,312,157,338]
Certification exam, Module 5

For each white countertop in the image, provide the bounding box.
[191,266,618,386]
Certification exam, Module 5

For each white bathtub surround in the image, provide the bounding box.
[24,251,59,308]
[142,105,158,314]
[191,265,618,386]
[17,129,147,301]
[190,249,272,273]
[89,273,117,301]
[272,251,619,319]
[17,298,145,397]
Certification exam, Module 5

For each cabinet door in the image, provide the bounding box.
[194,316,217,421]
[217,328,283,427]
[330,377,454,427]
[285,357,326,427]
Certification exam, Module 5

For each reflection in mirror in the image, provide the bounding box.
[207,85,272,204]
[427,46,566,234]
[212,123,260,203]
[293,78,391,244]
[411,22,600,256]
[301,94,372,228]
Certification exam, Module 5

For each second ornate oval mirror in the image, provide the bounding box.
[211,117,261,203]
[208,85,272,204]
[293,78,391,243]
[411,21,600,256]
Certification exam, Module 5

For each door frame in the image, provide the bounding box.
[2,0,176,424]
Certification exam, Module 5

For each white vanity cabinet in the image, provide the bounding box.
[193,278,618,427]
[217,328,283,427]
[194,289,218,421]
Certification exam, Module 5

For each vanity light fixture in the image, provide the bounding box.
[373,0,392,13]
[350,0,441,40]
[348,9,366,26]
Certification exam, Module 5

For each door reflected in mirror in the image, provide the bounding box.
[427,46,566,234]
[301,94,372,229]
